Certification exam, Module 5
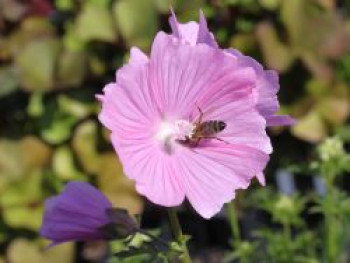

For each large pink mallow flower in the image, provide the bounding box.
[97,12,292,219]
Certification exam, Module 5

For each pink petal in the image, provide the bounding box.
[149,32,258,119]
[130,47,149,65]
[256,172,266,186]
[266,115,296,126]
[193,67,272,154]
[177,143,269,218]
[197,10,218,47]
[225,49,293,127]
[111,134,186,206]
[169,10,217,47]
[98,60,161,134]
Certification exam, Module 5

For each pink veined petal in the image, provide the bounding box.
[130,47,149,65]
[207,101,272,154]
[98,60,161,134]
[197,10,218,48]
[191,67,272,154]
[169,9,217,47]
[110,134,186,206]
[177,143,269,219]
[149,32,258,119]
[225,48,294,127]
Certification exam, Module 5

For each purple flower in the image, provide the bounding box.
[40,182,137,245]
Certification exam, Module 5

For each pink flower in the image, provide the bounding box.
[97,11,292,219]
[169,10,295,127]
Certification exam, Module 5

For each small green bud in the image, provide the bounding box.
[318,137,345,162]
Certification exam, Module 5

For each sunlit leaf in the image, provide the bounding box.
[154,0,176,13]
[21,136,52,172]
[301,53,333,82]
[41,97,85,144]
[113,0,158,49]
[58,95,93,118]
[7,239,74,263]
[0,137,50,188]
[256,22,295,71]
[16,38,60,91]
[72,121,99,174]
[97,153,143,215]
[57,49,86,87]
[291,111,327,143]
[0,66,19,97]
[75,2,117,42]
[52,146,86,180]
[281,0,349,57]
[41,117,76,144]
[0,171,44,230]
[55,0,74,10]
[258,0,281,10]
[7,239,44,263]
[317,97,350,125]
[0,140,23,184]
[28,92,44,117]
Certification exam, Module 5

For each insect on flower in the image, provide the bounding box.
[178,105,228,146]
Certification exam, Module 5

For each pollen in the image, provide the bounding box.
[155,120,195,153]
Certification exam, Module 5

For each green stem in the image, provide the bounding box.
[167,208,191,263]
[226,202,250,263]
[226,201,241,247]
[282,221,292,258]
[325,172,337,263]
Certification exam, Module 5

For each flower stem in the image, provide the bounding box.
[227,201,250,263]
[324,170,337,263]
[226,201,241,247]
[167,208,191,263]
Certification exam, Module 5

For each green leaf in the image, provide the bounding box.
[154,0,176,13]
[52,146,85,180]
[55,0,74,10]
[259,0,281,10]
[0,171,44,230]
[291,110,327,143]
[7,239,74,263]
[57,50,86,87]
[72,121,99,174]
[75,2,117,42]
[28,92,44,117]
[0,66,19,97]
[16,38,60,92]
[113,0,158,49]
[256,22,295,72]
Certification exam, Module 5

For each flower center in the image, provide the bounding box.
[155,120,195,154]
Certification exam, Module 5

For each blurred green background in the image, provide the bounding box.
[0,0,349,262]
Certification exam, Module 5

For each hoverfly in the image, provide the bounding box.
[181,105,228,146]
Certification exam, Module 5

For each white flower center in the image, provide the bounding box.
[155,120,195,153]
